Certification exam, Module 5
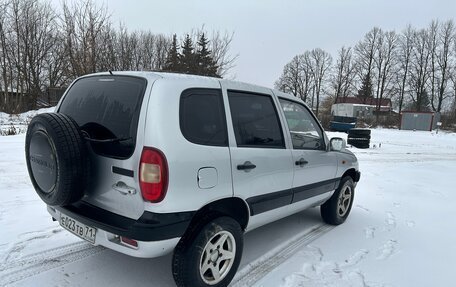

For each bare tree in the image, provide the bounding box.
[0,0,60,112]
[210,31,238,78]
[308,48,332,117]
[274,53,313,103]
[44,28,67,88]
[153,34,170,70]
[409,28,432,111]
[451,31,456,118]
[138,31,157,70]
[428,20,439,111]
[115,25,137,70]
[396,25,415,113]
[332,46,356,103]
[374,30,398,123]
[0,0,237,113]
[61,0,110,78]
[0,0,12,111]
[355,27,382,97]
[435,20,455,112]
[96,23,118,71]
[276,19,456,118]
[452,71,456,118]
[275,55,303,98]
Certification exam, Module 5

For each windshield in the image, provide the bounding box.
[58,75,147,159]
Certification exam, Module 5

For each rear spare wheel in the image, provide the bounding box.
[25,113,89,206]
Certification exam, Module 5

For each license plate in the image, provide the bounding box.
[60,215,97,244]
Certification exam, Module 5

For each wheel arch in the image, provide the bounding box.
[341,168,359,182]
[187,197,250,232]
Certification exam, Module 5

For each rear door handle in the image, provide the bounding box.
[237,161,256,171]
[295,158,309,167]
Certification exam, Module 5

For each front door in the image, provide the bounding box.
[277,98,338,204]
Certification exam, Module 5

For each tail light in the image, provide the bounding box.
[139,147,168,202]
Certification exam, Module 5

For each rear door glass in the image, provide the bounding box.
[58,76,147,159]
[228,90,285,149]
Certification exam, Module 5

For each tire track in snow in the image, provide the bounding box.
[230,224,334,287]
[359,155,456,163]
[1,228,64,264]
[0,241,105,286]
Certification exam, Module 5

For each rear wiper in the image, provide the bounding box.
[81,131,132,143]
[84,137,132,143]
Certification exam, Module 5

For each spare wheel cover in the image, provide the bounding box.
[29,129,58,193]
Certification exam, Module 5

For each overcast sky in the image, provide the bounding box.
[72,0,456,88]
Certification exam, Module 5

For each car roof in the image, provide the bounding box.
[84,71,302,103]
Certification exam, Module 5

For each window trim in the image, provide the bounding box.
[278,97,327,151]
[227,89,286,149]
[179,88,228,147]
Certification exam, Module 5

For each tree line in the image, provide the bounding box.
[275,20,456,124]
[0,0,236,113]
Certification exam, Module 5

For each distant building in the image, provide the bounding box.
[331,97,392,118]
[0,86,66,112]
[400,111,440,131]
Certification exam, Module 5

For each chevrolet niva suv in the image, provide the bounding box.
[25,72,360,287]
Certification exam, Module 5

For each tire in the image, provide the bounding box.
[172,216,243,287]
[347,138,370,149]
[321,176,355,225]
[348,134,371,140]
[25,113,89,206]
[347,138,369,144]
[349,143,370,149]
[348,128,371,137]
[354,145,370,149]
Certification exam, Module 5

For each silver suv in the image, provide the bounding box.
[25,72,360,287]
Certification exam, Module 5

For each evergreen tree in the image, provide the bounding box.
[163,34,181,72]
[357,73,373,104]
[180,34,196,74]
[195,33,219,77]
[415,91,431,112]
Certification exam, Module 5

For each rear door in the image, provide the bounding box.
[277,97,338,204]
[221,82,294,216]
[58,75,156,219]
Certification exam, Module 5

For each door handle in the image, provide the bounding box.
[112,181,136,195]
[237,161,256,171]
[295,158,309,167]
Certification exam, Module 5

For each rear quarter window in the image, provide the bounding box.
[179,88,228,146]
[58,75,147,159]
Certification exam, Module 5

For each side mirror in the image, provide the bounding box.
[330,137,345,152]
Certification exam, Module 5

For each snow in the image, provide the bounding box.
[1,127,456,286]
[0,107,55,135]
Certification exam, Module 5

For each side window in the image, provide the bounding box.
[180,88,228,146]
[228,90,285,148]
[279,99,325,150]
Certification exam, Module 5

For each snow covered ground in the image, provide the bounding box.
[0,107,54,135]
[1,125,456,286]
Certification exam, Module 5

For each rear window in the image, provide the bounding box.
[58,75,147,159]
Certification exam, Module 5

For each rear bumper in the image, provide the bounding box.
[48,202,195,258]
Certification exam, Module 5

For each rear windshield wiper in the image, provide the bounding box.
[81,130,132,143]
